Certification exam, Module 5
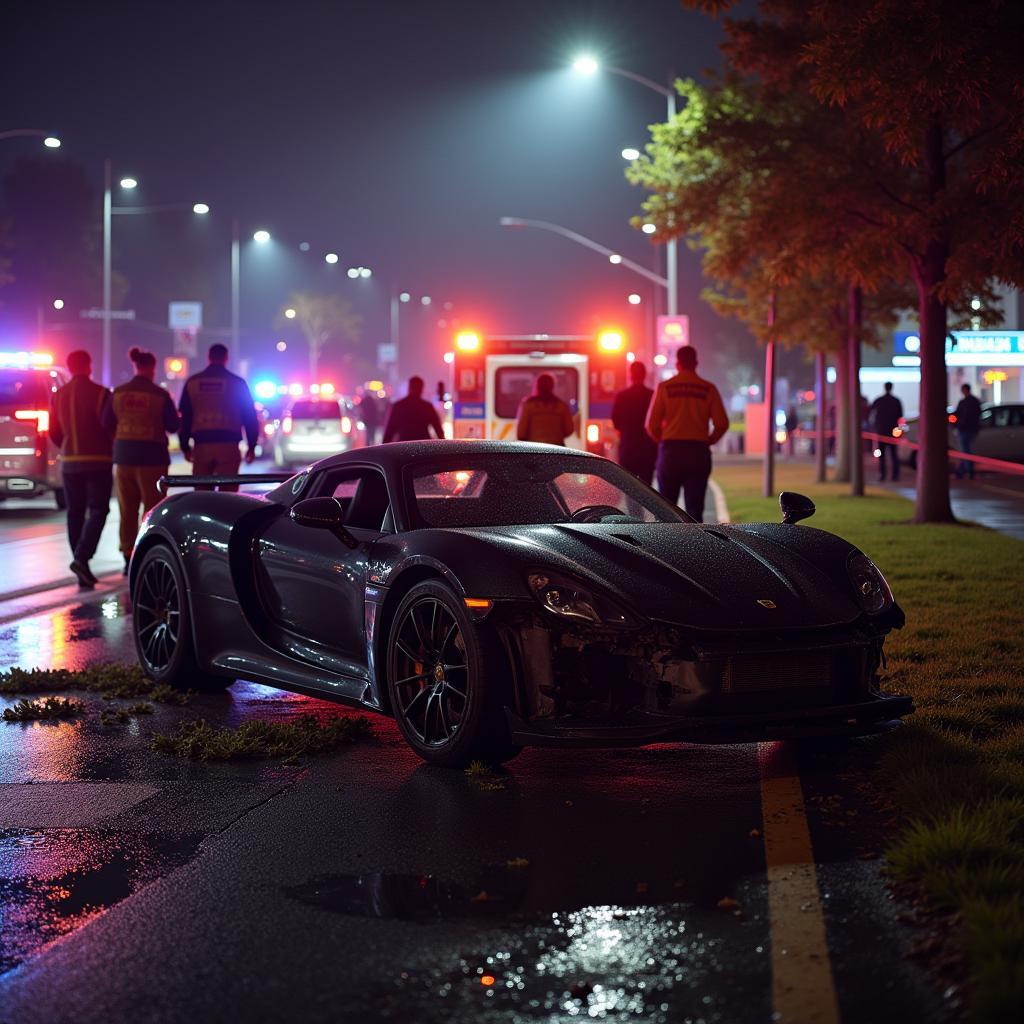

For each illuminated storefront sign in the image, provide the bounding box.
[894,330,1024,366]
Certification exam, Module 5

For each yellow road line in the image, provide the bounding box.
[759,741,840,1024]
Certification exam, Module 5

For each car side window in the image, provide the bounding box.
[979,410,993,429]
[1009,407,1023,428]
[319,469,391,533]
[993,408,1011,428]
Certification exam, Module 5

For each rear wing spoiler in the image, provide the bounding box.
[158,474,292,494]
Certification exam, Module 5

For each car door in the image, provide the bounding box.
[254,466,391,680]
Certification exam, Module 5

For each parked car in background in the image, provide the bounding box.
[0,355,67,507]
[899,403,1024,468]
[274,396,358,469]
[255,403,278,461]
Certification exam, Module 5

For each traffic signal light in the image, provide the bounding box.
[165,357,188,379]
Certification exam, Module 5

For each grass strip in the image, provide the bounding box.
[151,714,372,761]
[0,664,191,704]
[714,460,1024,1022]
[2,696,85,722]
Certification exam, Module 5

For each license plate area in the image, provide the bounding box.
[723,651,834,693]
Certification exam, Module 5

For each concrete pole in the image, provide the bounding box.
[815,350,827,483]
[102,158,112,386]
[665,89,678,317]
[848,284,864,497]
[230,218,240,362]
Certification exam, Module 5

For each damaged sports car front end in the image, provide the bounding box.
[470,518,911,747]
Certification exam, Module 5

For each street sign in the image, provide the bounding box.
[656,315,689,351]
[80,308,135,321]
[377,343,397,363]
[169,301,202,330]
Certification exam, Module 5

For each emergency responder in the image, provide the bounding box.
[868,381,903,481]
[49,350,113,588]
[179,343,259,491]
[515,373,574,446]
[611,361,657,482]
[382,376,444,442]
[645,345,729,522]
[102,347,180,572]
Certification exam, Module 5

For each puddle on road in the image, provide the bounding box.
[0,828,201,974]
[284,865,696,922]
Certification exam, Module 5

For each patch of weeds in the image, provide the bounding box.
[2,696,85,722]
[100,702,154,727]
[0,664,191,704]
[152,714,371,761]
[465,760,508,791]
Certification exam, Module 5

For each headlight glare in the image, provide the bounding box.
[847,553,893,614]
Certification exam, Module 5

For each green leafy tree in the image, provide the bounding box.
[277,292,362,381]
[675,0,1024,522]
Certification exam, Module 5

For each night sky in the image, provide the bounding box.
[3,0,767,386]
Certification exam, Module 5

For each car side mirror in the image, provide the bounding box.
[289,497,359,549]
[779,491,815,525]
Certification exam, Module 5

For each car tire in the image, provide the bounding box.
[132,545,230,691]
[54,487,66,510]
[386,580,518,768]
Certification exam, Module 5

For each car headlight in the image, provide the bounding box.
[527,572,633,627]
[847,552,893,614]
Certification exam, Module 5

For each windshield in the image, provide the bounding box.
[0,370,54,407]
[494,367,578,418]
[407,453,688,528]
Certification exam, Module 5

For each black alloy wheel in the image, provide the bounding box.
[132,546,229,690]
[387,581,517,767]
[134,555,181,674]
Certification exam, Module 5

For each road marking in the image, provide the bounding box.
[759,741,840,1024]
[708,478,730,523]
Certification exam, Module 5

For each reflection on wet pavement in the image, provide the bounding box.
[0,828,201,975]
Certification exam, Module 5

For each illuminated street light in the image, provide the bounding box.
[44,136,61,148]
[253,229,271,244]
[627,293,641,305]
[276,341,287,352]
[359,267,372,278]
[399,292,411,302]
[119,177,138,190]
[572,55,599,75]
[609,253,622,265]
[325,252,339,264]
[192,202,210,215]
[299,241,310,252]
[0,129,62,148]
[284,307,296,319]
[641,223,656,235]
[52,298,65,310]
[347,267,359,278]
[421,296,432,306]
[621,147,640,161]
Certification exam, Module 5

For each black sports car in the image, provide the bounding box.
[132,441,911,766]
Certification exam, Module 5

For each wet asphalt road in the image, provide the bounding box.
[0,583,951,1024]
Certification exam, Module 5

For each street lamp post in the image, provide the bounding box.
[572,58,678,317]
[0,129,61,147]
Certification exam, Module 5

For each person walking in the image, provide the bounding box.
[179,344,259,491]
[869,381,904,481]
[611,361,657,483]
[382,376,445,442]
[515,373,575,446]
[102,347,180,573]
[645,345,729,522]
[49,350,113,588]
[359,390,381,446]
[954,383,983,479]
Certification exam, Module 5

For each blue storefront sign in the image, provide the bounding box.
[895,330,1024,358]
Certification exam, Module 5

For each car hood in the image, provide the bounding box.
[456,522,864,631]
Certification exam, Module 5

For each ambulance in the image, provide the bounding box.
[448,330,630,457]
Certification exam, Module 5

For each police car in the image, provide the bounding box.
[0,352,67,507]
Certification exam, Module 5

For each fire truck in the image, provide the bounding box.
[448,331,630,457]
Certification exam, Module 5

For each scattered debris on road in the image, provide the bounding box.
[2,695,85,721]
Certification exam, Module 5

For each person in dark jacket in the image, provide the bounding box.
[954,383,983,479]
[611,361,657,482]
[869,381,904,481]
[102,347,180,572]
[49,349,113,588]
[179,344,259,491]
[382,376,444,442]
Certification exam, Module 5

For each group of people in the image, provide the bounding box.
[49,343,259,588]
[514,345,729,522]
